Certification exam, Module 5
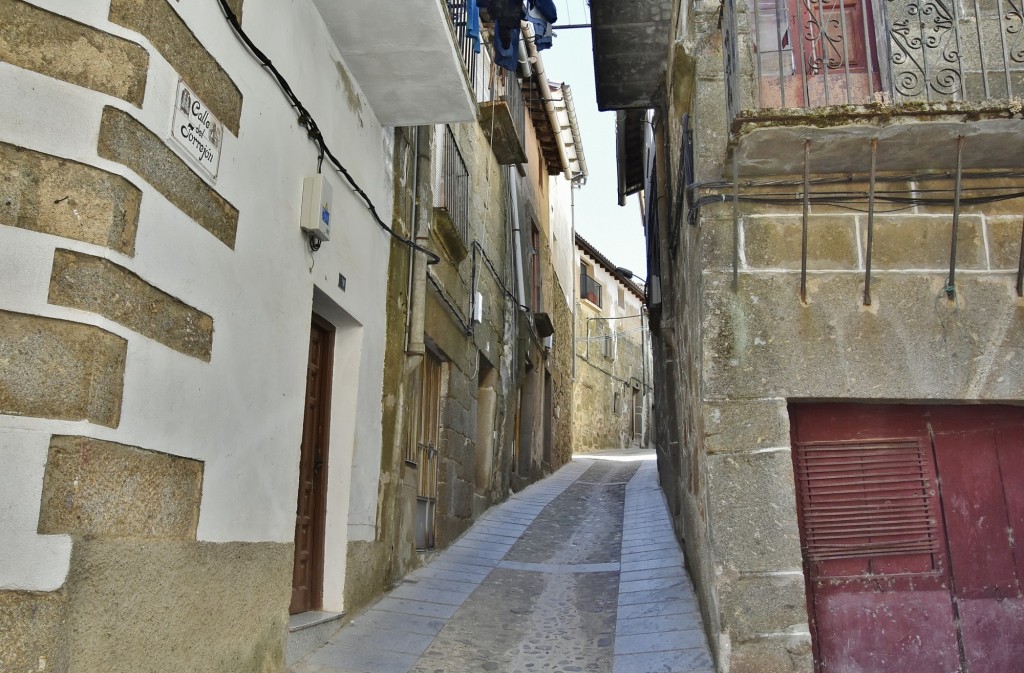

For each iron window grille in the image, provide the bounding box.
[434,125,471,246]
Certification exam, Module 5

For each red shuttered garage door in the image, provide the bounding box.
[791,404,1024,673]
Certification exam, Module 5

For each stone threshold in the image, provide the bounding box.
[288,611,343,633]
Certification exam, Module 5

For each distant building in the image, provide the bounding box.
[573,235,652,452]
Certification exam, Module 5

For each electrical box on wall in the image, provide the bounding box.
[473,291,483,323]
[300,175,332,240]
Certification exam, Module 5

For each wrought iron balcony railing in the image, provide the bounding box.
[447,0,479,86]
[725,0,1024,121]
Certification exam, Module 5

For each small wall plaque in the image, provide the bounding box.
[170,79,224,180]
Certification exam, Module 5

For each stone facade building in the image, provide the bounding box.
[0,1,583,671]
[572,234,652,453]
[589,0,1024,671]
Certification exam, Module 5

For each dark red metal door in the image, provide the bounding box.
[930,408,1024,673]
[792,404,1024,673]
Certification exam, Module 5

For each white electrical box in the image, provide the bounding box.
[300,175,332,240]
[473,291,483,323]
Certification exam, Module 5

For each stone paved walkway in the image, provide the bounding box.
[291,450,714,673]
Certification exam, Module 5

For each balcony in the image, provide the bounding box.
[580,273,603,307]
[312,0,477,126]
[478,71,529,165]
[590,0,675,110]
[724,0,1024,174]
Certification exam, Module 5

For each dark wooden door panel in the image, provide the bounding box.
[290,315,333,615]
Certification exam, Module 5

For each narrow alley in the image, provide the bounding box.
[291,451,713,673]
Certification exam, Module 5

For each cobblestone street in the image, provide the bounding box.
[291,450,713,673]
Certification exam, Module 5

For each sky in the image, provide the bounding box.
[540,0,649,280]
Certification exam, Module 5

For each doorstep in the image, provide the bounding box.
[286,611,344,667]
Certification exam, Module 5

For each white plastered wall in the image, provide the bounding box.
[0,0,391,607]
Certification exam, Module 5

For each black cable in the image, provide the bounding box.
[427,272,474,335]
[473,241,529,312]
[215,0,440,265]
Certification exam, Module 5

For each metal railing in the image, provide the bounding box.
[435,125,471,245]
[726,0,1024,121]
[500,74,527,149]
[447,0,479,83]
[580,273,603,307]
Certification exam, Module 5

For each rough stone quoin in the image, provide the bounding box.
[108,0,243,134]
[0,0,149,106]
[97,106,239,248]
[48,248,215,361]
[0,310,127,427]
[38,435,204,540]
[0,589,70,673]
[65,539,291,673]
[0,142,141,256]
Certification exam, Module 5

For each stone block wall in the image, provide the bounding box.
[2,0,397,669]
[573,304,648,453]
[654,1,1024,671]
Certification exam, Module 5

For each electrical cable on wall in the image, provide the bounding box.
[687,169,1024,225]
[215,0,440,265]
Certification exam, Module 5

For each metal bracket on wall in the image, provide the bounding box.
[801,140,811,304]
[946,135,966,300]
[864,138,878,306]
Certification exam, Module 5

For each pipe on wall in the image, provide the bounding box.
[407,125,433,367]
[522,21,572,180]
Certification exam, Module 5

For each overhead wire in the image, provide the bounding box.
[214,0,440,264]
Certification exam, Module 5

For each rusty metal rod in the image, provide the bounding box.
[801,140,810,302]
[864,138,877,306]
[947,135,965,299]
[732,151,740,291]
[1018,215,1024,296]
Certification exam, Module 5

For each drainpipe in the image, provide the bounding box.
[522,21,572,180]
[407,125,432,369]
[561,84,588,181]
[518,36,533,78]
[571,184,577,380]
[510,166,527,310]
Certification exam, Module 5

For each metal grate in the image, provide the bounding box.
[434,125,471,245]
[794,438,942,562]
[727,0,1024,124]
[446,0,478,85]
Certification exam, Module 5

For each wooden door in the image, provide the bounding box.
[290,315,334,615]
[791,404,1024,673]
[411,352,442,550]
